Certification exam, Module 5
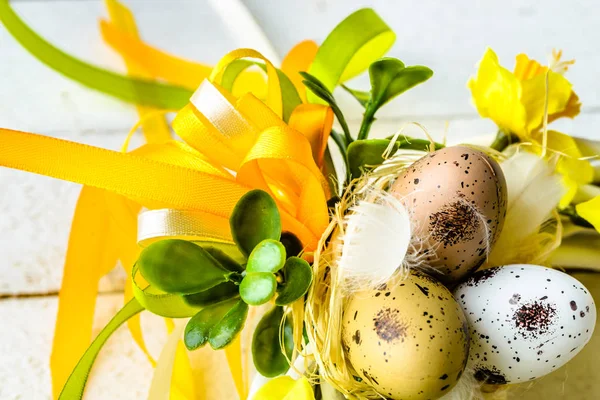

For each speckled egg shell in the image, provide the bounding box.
[391,146,507,283]
[342,271,469,400]
[453,264,596,384]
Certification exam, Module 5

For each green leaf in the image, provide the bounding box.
[347,139,396,179]
[131,263,203,318]
[203,247,245,273]
[357,58,433,140]
[230,190,281,256]
[138,239,232,295]
[252,306,294,377]
[208,299,249,349]
[383,136,445,151]
[191,241,246,264]
[280,232,304,258]
[182,282,239,307]
[275,257,313,306]
[184,298,239,350]
[59,299,144,399]
[184,298,248,351]
[369,58,433,109]
[247,239,286,273]
[301,72,353,145]
[239,272,277,306]
[341,84,370,107]
[0,1,191,109]
[348,137,445,179]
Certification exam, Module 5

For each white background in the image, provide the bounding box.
[0,0,599,398]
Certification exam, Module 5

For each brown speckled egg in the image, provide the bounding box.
[391,146,507,283]
[342,271,469,400]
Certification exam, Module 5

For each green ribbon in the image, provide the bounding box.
[58,298,144,400]
[0,0,192,109]
[307,8,395,104]
[58,264,204,399]
[221,60,302,122]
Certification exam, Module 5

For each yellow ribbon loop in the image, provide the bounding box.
[99,21,266,96]
[137,209,233,247]
[210,48,283,118]
[171,79,330,250]
[281,40,319,102]
[1,8,336,393]
[288,104,334,169]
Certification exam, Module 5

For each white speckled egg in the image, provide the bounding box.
[453,264,596,384]
[342,271,469,399]
[391,146,507,284]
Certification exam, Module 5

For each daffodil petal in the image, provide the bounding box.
[531,131,593,207]
[514,53,547,80]
[468,48,527,137]
[547,91,581,124]
[534,131,594,185]
[576,196,600,233]
[559,175,579,209]
[521,70,573,133]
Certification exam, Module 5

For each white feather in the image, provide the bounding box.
[338,190,412,290]
[488,151,567,265]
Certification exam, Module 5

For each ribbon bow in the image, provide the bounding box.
[0,2,396,398]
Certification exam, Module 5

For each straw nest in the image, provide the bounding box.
[295,142,563,399]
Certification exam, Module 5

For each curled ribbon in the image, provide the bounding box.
[0,2,397,399]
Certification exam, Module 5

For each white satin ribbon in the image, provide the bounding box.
[137,209,232,247]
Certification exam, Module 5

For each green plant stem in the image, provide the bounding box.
[490,129,520,152]
[229,271,244,285]
[330,130,351,183]
[357,105,376,140]
[330,103,353,145]
[322,147,339,197]
[560,205,594,229]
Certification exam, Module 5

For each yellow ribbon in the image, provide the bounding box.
[49,0,175,396]
[281,40,319,102]
[0,52,332,400]
[251,376,315,400]
[49,187,119,399]
[1,4,398,398]
[99,18,266,98]
[102,2,179,386]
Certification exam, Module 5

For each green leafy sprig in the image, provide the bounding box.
[136,189,313,376]
[302,57,434,186]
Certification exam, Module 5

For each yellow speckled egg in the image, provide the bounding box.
[391,146,507,283]
[342,271,469,400]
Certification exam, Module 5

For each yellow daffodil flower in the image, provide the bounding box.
[468,48,579,139]
[469,48,593,207]
[252,377,315,400]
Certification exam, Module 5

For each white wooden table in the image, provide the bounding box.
[1,0,599,398]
